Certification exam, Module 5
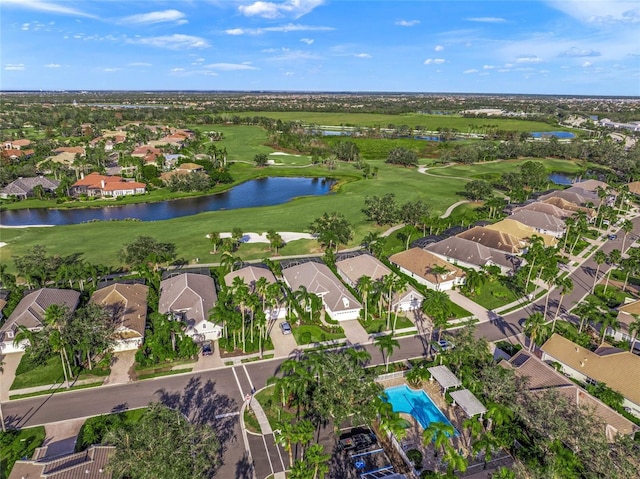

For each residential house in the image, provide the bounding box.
[3,139,31,150]
[572,179,611,194]
[541,197,596,220]
[0,176,60,200]
[158,273,220,342]
[610,300,640,352]
[626,181,640,197]
[131,145,163,159]
[336,253,423,311]
[0,288,81,354]
[281,261,362,321]
[389,248,465,291]
[71,172,146,197]
[511,202,574,220]
[509,210,566,238]
[224,265,286,320]
[90,283,149,352]
[54,146,86,156]
[502,350,638,440]
[41,151,77,168]
[541,333,640,418]
[1,148,35,161]
[538,187,602,208]
[485,219,557,247]
[160,162,208,183]
[425,236,519,275]
[8,445,114,479]
[456,226,525,254]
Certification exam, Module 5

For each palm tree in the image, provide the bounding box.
[620,219,634,251]
[274,421,296,467]
[627,315,640,352]
[485,402,514,432]
[374,334,400,372]
[592,250,607,293]
[303,443,330,479]
[382,274,400,330]
[422,290,452,342]
[523,312,547,352]
[209,231,221,254]
[523,235,545,293]
[442,444,468,475]
[0,356,5,432]
[391,276,408,332]
[552,276,573,332]
[357,275,374,322]
[43,304,74,387]
[423,421,454,458]
[231,276,250,353]
[603,249,621,294]
[598,314,619,344]
[428,264,450,291]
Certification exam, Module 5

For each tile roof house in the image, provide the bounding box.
[389,248,465,291]
[0,288,81,354]
[3,139,31,149]
[572,179,610,194]
[90,283,149,352]
[8,445,114,479]
[41,151,78,167]
[537,187,602,207]
[511,202,574,220]
[502,350,638,439]
[611,300,640,352]
[541,197,596,219]
[456,226,525,254]
[282,261,362,321]
[71,172,146,197]
[485,219,557,247]
[626,181,640,197]
[0,176,60,200]
[541,333,640,418]
[336,253,423,312]
[224,265,286,320]
[158,273,220,342]
[54,146,86,156]
[509,210,566,237]
[425,237,519,275]
[1,148,35,160]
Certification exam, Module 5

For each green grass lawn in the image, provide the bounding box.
[361,315,414,334]
[10,355,66,390]
[463,280,525,311]
[247,385,296,432]
[292,323,345,345]
[1,427,46,479]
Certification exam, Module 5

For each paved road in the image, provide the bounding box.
[476,216,640,342]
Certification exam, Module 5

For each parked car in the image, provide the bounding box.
[608,234,617,240]
[201,341,213,356]
[435,339,455,351]
[280,321,292,335]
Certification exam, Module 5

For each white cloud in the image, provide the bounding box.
[582,61,593,67]
[224,24,334,35]
[2,0,97,18]
[128,62,152,67]
[434,45,444,52]
[205,63,259,71]
[44,63,61,68]
[128,34,210,50]
[482,65,495,69]
[395,20,420,27]
[464,68,478,74]
[546,1,640,25]
[239,0,324,19]
[424,58,445,65]
[560,47,601,57]
[4,64,25,71]
[21,23,30,30]
[300,38,314,45]
[102,68,121,72]
[121,10,187,25]
[516,55,543,63]
[171,67,185,72]
[466,17,507,23]
[354,53,371,58]
[284,71,295,76]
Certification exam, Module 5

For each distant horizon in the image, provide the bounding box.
[2,1,639,95]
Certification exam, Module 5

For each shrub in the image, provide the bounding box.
[406,449,423,469]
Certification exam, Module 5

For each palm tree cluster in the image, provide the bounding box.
[357,272,408,331]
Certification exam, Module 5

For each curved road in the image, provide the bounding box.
[477,215,640,341]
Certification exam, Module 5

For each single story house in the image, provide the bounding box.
[0,176,60,200]
[502,350,638,440]
[456,226,525,254]
[282,261,362,321]
[90,283,149,352]
[425,236,519,275]
[389,248,465,291]
[537,187,602,208]
[1,148,35,160]
[0,288,80,354]
[485,219,557,247]
[335,253,423,311]
[511,202,574,220]
[224,265,286,320]
[610,300,640,352]
[8,445,115,479]
[53,146,85,156]
[3,139,31,150]
[509,210,566,238]
[158,273,220,342]
[541,333,640,418]
[541,197,596,219]
[71,172,146,197]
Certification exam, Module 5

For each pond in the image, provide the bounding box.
[531,131,576,139]
[548,172,576,185]
[0,177,335,227]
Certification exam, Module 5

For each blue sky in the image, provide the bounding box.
[1,0,639,95]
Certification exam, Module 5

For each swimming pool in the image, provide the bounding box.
[383,385,456,432]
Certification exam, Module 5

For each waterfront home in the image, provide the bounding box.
[0,176,60,200]
[389,248,465,291]
[71,172,146,197]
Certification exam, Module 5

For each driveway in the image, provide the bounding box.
[103,350,136,385]
[270,319,298,358]
[0,352,23,401]
[42,418,86,457]
[340,320,370,346]
[193,342,224,372]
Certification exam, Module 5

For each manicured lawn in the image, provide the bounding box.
[10,355,66,390]
[361,315,414,334]
[249,385,296,431]
[292,324,345,345]
[463,281,525,311]
[1,427,46,479]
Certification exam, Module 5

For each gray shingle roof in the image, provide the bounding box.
[1,176,60,197]
[158,273,217,327]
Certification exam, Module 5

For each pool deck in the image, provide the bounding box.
[379,377,512,476]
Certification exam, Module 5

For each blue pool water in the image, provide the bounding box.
[383,385,456,433]
[531,131,576,139]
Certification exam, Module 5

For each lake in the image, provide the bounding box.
[548,172,576,185]
[0,177,335,227]
[531,131,576,139]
